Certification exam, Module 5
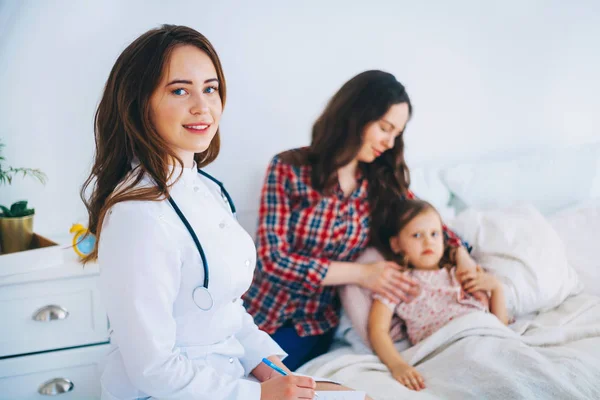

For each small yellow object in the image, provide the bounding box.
[70,223,96,258]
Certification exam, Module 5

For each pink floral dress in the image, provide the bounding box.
[374,267,488,344]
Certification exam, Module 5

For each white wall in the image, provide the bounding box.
[1,0,599,237]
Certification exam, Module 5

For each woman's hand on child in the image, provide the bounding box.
[456,263,482,285]
[462,269,500,293]
[391,363,426,391]
[361,261,420,303]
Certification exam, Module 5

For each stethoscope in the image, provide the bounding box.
[167,169,236,311]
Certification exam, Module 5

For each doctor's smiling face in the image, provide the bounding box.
[150,45,223,167]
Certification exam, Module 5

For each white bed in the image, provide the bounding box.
[300,293,600,399]
[298,145,600,400]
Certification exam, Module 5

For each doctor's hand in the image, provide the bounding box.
[260,375,317,400]
[360,261,420,304]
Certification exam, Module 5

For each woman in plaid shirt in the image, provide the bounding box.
[243,70,471,371]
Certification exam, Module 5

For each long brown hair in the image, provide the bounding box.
[373,199,451,269]
[80,24,226,262]
[280,70,412,242]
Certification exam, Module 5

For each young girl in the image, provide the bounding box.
[367,199,508,392]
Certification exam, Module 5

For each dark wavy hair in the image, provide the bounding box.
[80,24,226,262]
[373,198,452,269]
[280,70,412,243]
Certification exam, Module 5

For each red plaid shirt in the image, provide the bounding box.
[243,152,467,337]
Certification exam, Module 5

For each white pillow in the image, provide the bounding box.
[441,143,600,215]
[450,204,583,316]
[548,199,600,297]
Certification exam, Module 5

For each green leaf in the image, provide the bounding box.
[0,139,48,186]
[0,205,12,217]
[20,208,35,217]
[7,167,47,185]
[0,203,34,217]
[10,201,28,214]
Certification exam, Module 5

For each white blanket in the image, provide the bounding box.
[298,294,600,400]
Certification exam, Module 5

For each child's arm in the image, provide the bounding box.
[368,300,406,368]
[454,246,477,275]
[488,284,508,325]
[463,272,509,325]
[368,299,425,391]
[454,251,490,306]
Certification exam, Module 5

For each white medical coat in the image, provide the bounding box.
[98,163,285,399]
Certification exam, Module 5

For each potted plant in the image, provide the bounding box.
[0,139,47,254]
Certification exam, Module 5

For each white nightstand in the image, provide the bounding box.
[0,235,109,400]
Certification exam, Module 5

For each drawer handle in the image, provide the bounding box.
[38,378,74,395]
[32,305,70,322]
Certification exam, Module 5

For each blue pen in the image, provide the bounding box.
[261,357,288,376]
[261,358,319,398]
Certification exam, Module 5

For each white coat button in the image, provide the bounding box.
[245,259,251,267]
[193,186,200,192]
[219,221,226,229]
[229,357,234,364]
[232,297,237,303]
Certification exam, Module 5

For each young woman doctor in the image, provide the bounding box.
[81,25,357,400]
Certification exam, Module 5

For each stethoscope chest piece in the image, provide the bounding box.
[169,168,237,313]
[192,286,214,311]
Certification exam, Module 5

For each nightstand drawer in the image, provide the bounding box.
[0,344,109,400]
[0,274,108,358]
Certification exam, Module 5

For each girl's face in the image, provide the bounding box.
[390,209,445,270]
[149,45,223,167]
[355,102,410,163]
